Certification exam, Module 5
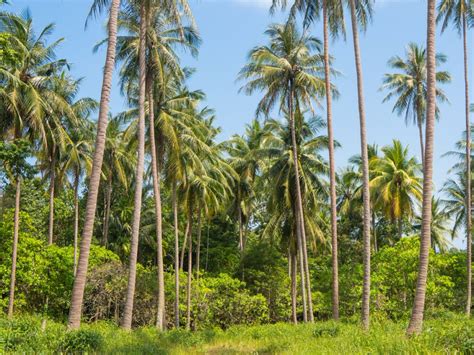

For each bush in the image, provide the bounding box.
[58,329,103,352]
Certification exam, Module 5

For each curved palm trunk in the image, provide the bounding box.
[288,82,312,322]
[186,202,194,330]
[102,174,112,247]
[148,86,166,330]
[407,0,437,335]
[48,149,56,245]
[73,169,80,277]
[7,178,21,319]
[349,0,372,331]
[68,0,120,329]
[121,3,147,331]
[323,0,339,321]
[462,14,472,317]
[173,180,180,328]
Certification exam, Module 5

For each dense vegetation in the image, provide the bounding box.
[0,0,473,352]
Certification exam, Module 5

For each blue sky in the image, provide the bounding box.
[8,0,473,245]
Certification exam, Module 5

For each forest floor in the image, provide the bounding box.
[0,315,472,353]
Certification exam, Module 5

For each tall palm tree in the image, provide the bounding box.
[407,0,438,335]
[260,115,329,322]
[381,43,450,165]
[239,20,329,322]
[68,0,121,330]
[0,11,70,318]
[121,2,147,331]
[437,0,473,316]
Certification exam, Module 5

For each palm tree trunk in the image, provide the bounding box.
[173,179,180,328]
[372,212,377,253]
[148,85,165,330]
[290,250,297,324]
[186,202,194,330]
[349,0,372,331]
[121,2,147,330]
[7,178,21,319]
[68,0,120,330]
[238,202,244,253]
[417,110,425,168]
[288,81,310,322]
[196,207,202,278]
[48,149,56,246]
[102,173,112,247]
[462,13,472,317]
[73,169,80,277]
[180,219,189,270]
[323,0,339,321]
[407,0,436,335]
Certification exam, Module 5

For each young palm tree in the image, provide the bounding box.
[369,140,423,238]
[239,20,329,322]
[381,43,450,165]
[68,0,121,330]
[437,0,473,316]
[407,0,438,335]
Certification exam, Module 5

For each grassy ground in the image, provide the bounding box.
[0,315,472,353]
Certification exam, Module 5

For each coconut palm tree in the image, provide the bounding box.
[68,0,121,330]
[407,0,438,335]
[442,173,473,239]
[0,11,70,319]
[437,0,473,316]
[260,115,329,323]
[381,43,450,165]
[239,20,330,322]
[369,140,423,238]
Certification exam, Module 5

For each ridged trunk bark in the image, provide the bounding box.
[196,208,202,278]
[148,85,166,330]
[73,169,79,277]
[102,173,112,247]
[349,0,372,331]
[323,0,339,321]
[7,178,21,319]
[462,14,472,317]
[407,0,436,335]
[173,180,180,328]
[48,148,56,246]
[121,3,147,330]
[68,0,120,329]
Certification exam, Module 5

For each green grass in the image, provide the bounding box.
[0,315,472,354]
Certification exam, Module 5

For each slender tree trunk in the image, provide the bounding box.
[180,219,189,270]
[186,202,194,330]
[288,82,310,322]
[68,0,120,329]
[48,149,56,245]
[148,85,166,330]
[372,212,377,253]
[462,14,472,317]
[407,0,436,335]
[173,180,180,328]
[238,202,244,253]
[349,0,372,331]
[290,251,297,324]
[323,0,339,321]
[102,174,112,247]
[73,170,80,277]
[417,109,425,168]
[7,178,21,319]
[121,3,147,330]
[196,208,202,278]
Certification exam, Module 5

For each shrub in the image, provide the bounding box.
[58,329,103,352]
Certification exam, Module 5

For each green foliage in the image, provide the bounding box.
[0,33,19,67]
[59,329,103,352]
